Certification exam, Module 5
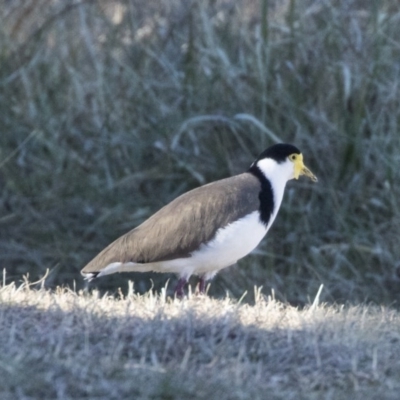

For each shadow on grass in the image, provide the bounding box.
[2,285,400,399]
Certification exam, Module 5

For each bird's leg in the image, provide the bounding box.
[174,277,188,298]
[198,277,207,294]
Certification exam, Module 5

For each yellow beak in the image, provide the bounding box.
[294,154,318,182]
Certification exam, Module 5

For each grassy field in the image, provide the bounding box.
[1,279,400,399]
[1,0,400,304]
[2,2,400,397]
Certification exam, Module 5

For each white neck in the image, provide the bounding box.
[255,158,294,228]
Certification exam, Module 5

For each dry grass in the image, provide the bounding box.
[1,279,400,399]
[2,3,400,396]
[1,0,400,303]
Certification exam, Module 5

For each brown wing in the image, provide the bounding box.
[81,172,261,273]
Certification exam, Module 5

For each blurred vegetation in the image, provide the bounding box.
[0,0,399,304]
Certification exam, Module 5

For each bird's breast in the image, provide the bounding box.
[188,210,269,274]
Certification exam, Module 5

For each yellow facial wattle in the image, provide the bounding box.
[293,154,318,182]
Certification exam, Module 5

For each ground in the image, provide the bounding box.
[1,280,400,399]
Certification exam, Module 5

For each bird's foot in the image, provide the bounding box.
[174,277,188,299]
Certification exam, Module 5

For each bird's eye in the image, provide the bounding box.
[289,154,297,161]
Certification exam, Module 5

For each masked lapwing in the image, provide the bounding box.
[81,143,317,297]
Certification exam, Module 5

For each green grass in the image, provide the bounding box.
[1,280,400,399]
[0,0,400,303]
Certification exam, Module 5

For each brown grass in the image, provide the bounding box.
[1,278,400,399]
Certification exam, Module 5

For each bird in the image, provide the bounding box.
[81,143,317,297]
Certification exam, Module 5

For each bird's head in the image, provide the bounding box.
[250,143,318,183]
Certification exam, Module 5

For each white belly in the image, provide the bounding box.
[97,211,271,280]
[148,211,268,278]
